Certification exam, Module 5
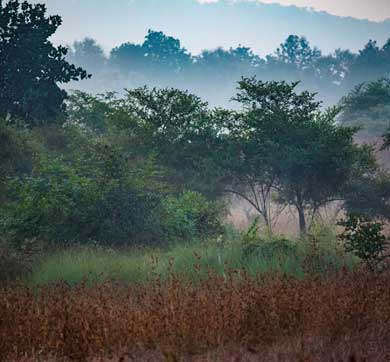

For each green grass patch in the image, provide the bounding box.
[29,230,358,286]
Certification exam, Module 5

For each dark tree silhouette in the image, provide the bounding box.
[0,0,89,124]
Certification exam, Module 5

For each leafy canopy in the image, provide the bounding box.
[225,78,374,234]
[0,0,89,124]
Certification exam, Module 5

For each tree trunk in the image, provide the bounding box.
[297,206,307,237]
[263,212,273,235]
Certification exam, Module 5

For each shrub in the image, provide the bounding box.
[0,120,35,204]
[1,155,226,247]
[0,237,41,282]
[338,214,390,271]
[0,156,163,246]
[161,191,225,241]
[1,156,100,246]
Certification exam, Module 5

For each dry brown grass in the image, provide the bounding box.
[2,270,390,362]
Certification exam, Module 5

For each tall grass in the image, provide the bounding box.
[2,271,390,361]
[29,227,357,286]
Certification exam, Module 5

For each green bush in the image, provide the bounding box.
[0,120,35,204]
[338,214,390,271]
[0,237,41,282]
[2,156,97,245]
[160,191,225,241]
[1,154,225,247]
[1,156,163,246]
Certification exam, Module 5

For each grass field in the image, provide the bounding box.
[29,231,356,286]
[2,270,390,361]
[3,227,378,361]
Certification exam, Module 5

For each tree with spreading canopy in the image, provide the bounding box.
[0,0,89,124]
[224,78,375,235]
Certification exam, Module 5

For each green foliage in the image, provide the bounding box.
[1,131,224,247]
[110,30,191,77]
[0,119,36,204]
[0,0,88,124]
[1,152,165,246]
[67,37,107,76]
[122,87,225,196]
[346,41,390,87]
[161,191,224,241]
[238,218,304,270]
[338,214,390,271]
[308,222,338,246]
[339,79,390,136]
[3,0,389,278]
[240,217,262,255]
[2,156,101,246]
[0,236,42,282]
[227,78,373,235]
[66,91,117,133]
[344,170,390,220]
[29,231,356,286]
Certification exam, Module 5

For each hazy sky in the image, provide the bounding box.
[200,0,390,22]
[38,0,390,56]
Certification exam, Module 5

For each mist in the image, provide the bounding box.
[65,30,390,108]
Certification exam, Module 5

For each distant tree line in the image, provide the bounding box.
[67,31,390,106]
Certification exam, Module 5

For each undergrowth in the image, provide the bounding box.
[28,225,356,286]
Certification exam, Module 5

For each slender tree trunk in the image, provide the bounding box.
[297,206,307,237]
[263,212,272,235]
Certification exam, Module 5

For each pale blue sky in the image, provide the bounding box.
[39,0,390,55]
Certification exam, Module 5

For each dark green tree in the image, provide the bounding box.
[122,86,223,195]
[228,78,373,235]
[142,30,192,73]
[0,0,89,124]
[346,39,390,87]
[338,214,390,272]
[339,78,390,137]
[344,170,390,221]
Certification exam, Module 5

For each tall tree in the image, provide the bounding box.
[272,35,321,70]
[228,78,372,235]
[109,43,146,74]
[0,0,89,124]
[339,78,390,137]
[142,30,192,74]
[67,38,106,76]
[121,86,224,196]
[346,39,390,87]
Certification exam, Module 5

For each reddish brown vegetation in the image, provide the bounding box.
[1,271,390,362]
